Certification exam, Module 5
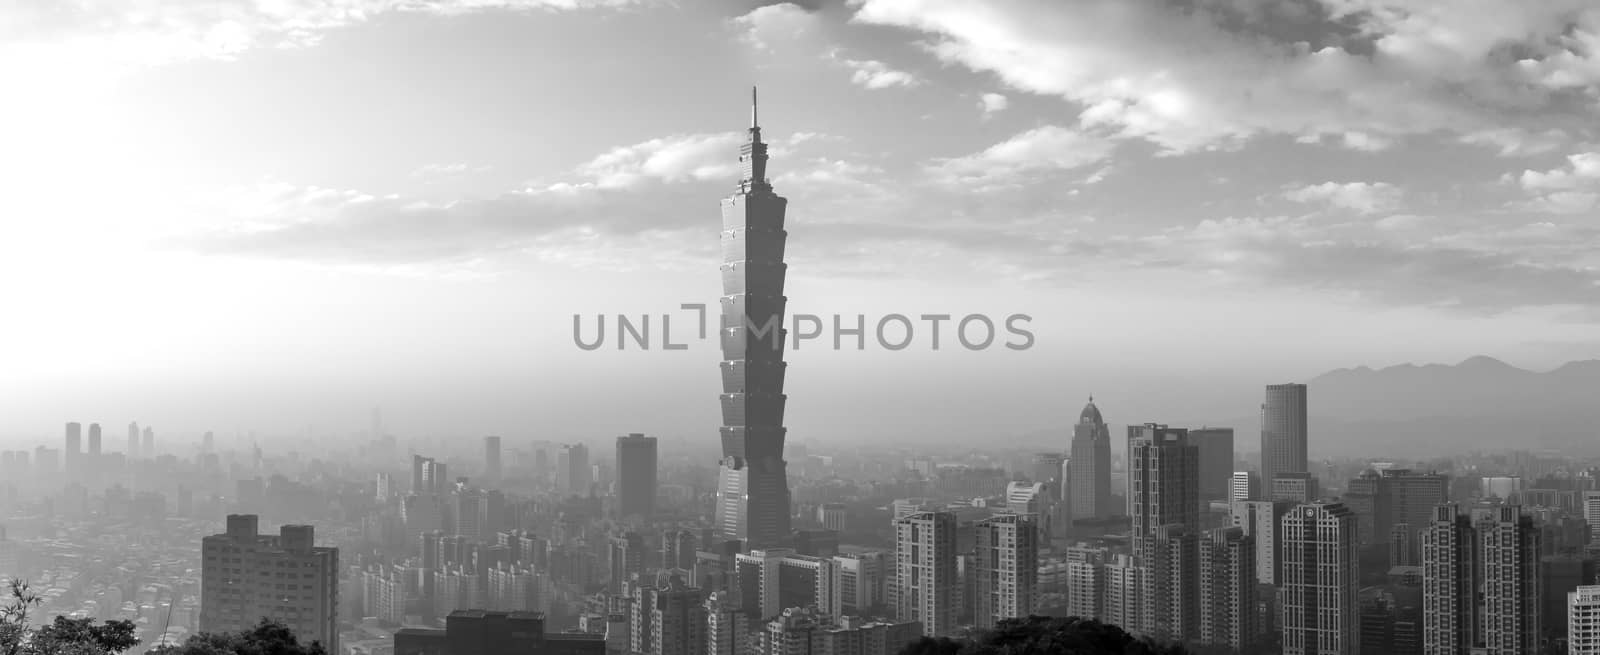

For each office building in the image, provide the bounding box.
[1271,472,1320,503]
[714,90,793,550]
[1031,452,1065,499]
[1280,502,1358,655]
[1260,384,1308,492]
[832,552,888,616]
[200,515,339,653]
[1199,526,1257,652]
[1346,469,1450,568]
[972,513,1037,629]
[1069,397,1113,520]
[141,426,154,457]
[608,532,645,594]
[484,436,502,485]
[1572,586,1600,655]
[616,434,658,518]
[1189,427,1235,501]
[1128,423,1199,562]
[894,511,957,637]
[1230,471,1261,504]
[88,422,102,459]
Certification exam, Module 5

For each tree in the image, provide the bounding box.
[897,616,1191,655]
[0,580,139,655]
[148,619,325,655]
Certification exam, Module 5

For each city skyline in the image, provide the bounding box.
[6,1,1600,442]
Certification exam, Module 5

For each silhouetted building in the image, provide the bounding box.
[1189,428,1235,502]
[616,434,658,518]
[394,610,604,655]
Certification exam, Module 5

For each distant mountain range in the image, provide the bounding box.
[1293,356,1600,458]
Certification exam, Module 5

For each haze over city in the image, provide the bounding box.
[6,0,1600,444]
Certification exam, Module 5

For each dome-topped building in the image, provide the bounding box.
[1069,395,1112,520]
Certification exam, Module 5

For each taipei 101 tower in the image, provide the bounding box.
[714,88,792,548]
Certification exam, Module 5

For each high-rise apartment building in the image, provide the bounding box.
[1064,545,1108,622]
[713,89,793,550]
[705,591,751,655]
[200,515,339,653]
[894,511,957,637]
[1128,424,1199,562]
[483,436,502,486]
[972,513,1037,629]
[608,531,645,595]
[1260,384,1308,491]
[1069,397,1113,520]
[1145,523,1199,642]
[1280,501,1358,655]
[1477,505,1541,655]
[616,434,658,518]
[1189,428,1235,501]
[1422,504,1476,655]
[832,551,888,616]
[1572,586,1600,655]
[1199,526,1258,652]
[1104,554,1145,636]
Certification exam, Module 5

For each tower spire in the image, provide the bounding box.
[751,86,759,130]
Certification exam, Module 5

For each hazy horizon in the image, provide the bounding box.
[5,0,1600,445]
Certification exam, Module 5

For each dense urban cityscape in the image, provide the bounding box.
[3,94,1600,655]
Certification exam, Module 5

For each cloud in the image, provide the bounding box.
[1283,181,1403,214]
[925,125,1117,190]
[731,2,818,50]
[574,132,746,188]
[851,0,1600,154]
[978,93,1009,116]
[413,163,493,178]
[1514,151,1600,213]
[834,56,922,89]
[1,0,652,73]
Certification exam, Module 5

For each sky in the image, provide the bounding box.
[2,0,1599,447]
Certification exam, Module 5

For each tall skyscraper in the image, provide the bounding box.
[1422,504,1476,655]
[200,515,339,652]
[1477,505,1541,655]
[1347,469,1450,568]
[127,422,140,458]
[616,433,658,518]
[1069,397,1112,520]
[1189,427,1235,501]
[1260,383,1308,490]
[972,513,1037,629]
[1280,501,1358,655]
[64,422,80,473]
[714,88,793,550]
[1128,423,1199,562]
[1199,526,1258,652]
[483,436,502,486]
[894,511,956,637]
[1573,586,1600,655]
[141,426,153,456]
[87,423,102,457]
